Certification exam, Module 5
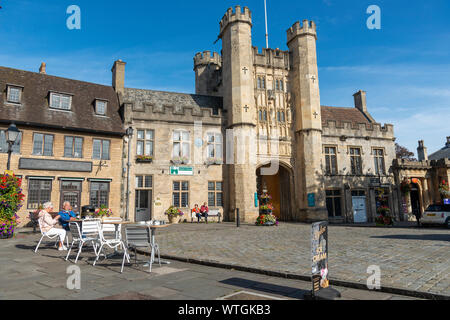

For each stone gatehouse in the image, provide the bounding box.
[116,5,398,224]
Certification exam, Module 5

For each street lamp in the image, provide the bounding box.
[125,126,134,221]
[6,124,20,171]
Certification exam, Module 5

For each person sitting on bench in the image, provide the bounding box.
[200,202,209,224]
[192,204,201,223]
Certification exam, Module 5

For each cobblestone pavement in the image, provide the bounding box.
[151,222,450,297]
[0,230,422,300]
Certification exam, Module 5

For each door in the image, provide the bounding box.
[352,196,367,223]
[135,189,152,222]
[60,181,82,213]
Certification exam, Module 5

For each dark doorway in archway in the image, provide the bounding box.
[410,183,421,216]
[256,164,293,221]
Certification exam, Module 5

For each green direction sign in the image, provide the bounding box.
[170,166,194,176]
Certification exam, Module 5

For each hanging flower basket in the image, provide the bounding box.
[0,173,24,239]
[400,180,411,195]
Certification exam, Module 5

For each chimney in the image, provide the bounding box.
[417,140,428,161]
[39,62,46,74]
[353,90,367,113]
[111,59,126,95]
[446,137,450,148]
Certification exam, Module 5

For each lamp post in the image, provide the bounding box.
[6,124,20,171]
[125,126,134,221]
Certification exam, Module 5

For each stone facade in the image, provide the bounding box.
[393,138,450,221]
[0,127,123,225]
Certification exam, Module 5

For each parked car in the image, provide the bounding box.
[421,204,450,228]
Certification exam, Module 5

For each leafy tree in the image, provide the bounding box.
[395,143,416,161]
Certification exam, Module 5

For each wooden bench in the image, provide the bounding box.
[190,209,221,223]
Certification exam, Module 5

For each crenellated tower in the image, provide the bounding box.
[219,6,258,223]
[287,20,328,222]
[193,51,222,96]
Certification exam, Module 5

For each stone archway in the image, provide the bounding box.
[256,162,294,221]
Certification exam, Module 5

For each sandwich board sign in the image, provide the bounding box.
[311,221,329,293]
[309,221,341,300]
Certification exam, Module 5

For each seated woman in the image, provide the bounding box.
[191,204,201,223]
[38,202,67,251]
[58,201,78,231]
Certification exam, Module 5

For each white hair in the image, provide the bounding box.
[63,201,71,207]
[43,202,53,210]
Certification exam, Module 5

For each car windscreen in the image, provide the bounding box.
[426,205,443,212]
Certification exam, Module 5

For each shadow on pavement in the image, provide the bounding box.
[371,234,450,242]
[220,277,308,299]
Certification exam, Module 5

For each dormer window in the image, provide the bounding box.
[95,100,107,116]
[7,85,23,104]
[50,92,72,110]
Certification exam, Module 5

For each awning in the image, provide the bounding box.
[87,178,112,182]
[58,177,85,181]
[25,176,55,180]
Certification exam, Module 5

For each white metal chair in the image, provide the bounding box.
[65,221,100,263]
[124,225,161,273]
[94,222,129,273]
[34,219,69,253]
[101,217,123,241]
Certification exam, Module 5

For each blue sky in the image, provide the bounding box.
[1,0,449,155]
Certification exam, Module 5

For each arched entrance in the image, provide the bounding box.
[256,163,293,221]
[410,183,421,216]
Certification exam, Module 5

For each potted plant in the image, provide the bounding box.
[165,206,184,224]
[256,193,278,226]
[136,155,153,163]
[375,206,394,226]
[0,173,24,239]
[93,205,113,219]
[439,180,450,199]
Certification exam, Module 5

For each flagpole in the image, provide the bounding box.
[264,0,269,48]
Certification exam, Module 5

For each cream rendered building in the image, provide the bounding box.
[117,6,398,224]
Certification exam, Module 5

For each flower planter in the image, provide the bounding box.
[0,232,14,239]
[168,216,180,224]
[136,159,153,164]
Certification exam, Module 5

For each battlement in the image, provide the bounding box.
[194,51,222,69]
[253,47,290,70]
[287,20,317,44]
[219,6,252,38]
[322,120,395,139]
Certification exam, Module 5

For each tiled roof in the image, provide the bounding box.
[429,146,450,161]
[321,106,372,125]
[0,66,124,136]
[124,88,223,111]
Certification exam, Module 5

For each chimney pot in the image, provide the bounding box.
[39,62,46,74]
